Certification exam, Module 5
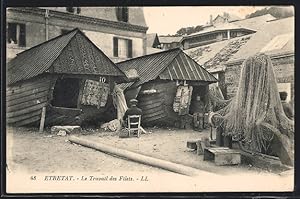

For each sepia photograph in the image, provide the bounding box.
[5,5,295,194]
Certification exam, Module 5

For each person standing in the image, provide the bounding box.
[279,91,294,120]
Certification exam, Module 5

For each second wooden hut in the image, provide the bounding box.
[117,48,217,128]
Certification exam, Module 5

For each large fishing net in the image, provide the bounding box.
[211,53,294,164]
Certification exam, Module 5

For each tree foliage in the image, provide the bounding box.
[246,6,294,19]
[175,25,204,36]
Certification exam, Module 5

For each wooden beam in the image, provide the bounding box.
[68,136,215,177]
[39,106,46,133]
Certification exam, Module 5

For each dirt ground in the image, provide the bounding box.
[6,126,295,192]
[7,126,285,176]
[6,127,168,174]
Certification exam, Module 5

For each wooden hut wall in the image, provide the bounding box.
[6,73,118,127]
[6,74,54,126]
[124,86,141,105]
[45,75,117,126]
[137,80,211,127]
[137,80,179,126]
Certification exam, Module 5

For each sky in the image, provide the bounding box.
[143,6,267,35]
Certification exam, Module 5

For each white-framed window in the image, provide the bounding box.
[113,37,132,58]
[7,23,26,47]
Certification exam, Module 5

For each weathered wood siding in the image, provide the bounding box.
[137,80,179,126]
[7,74,118,127]
[6,75,53,126]
[45,75,117,126]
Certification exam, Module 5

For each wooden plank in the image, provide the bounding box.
[140,101,163,110]
[50,106,82,117]
[143,114,166,123]
[7,90,49,107]
[203,147,241,166]
[6,84,50,100]
[143,106,165,115]
[7,79,51,96]
[7,109,42,124]
[215,153,241,166]
[7,102,47,118]
[138,98,163,107]
[138,93,164,102]
[143,109,166,119]
[7,97,48,112]
[6,76,49,91]
[13,115,42,127]
[39,107,46,132]
[46,116,74,126]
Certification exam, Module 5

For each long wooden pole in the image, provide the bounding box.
[68,136,215,177]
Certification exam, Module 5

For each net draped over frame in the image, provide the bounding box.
[215,53,294,153]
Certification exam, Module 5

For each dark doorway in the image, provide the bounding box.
[51,78,80,108]
[189,85,207,114]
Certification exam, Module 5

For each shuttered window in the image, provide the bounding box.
[113,37,133,58]
[7,23,26,47]
[116,7,129,22]
[128,39,132,58]
[113,37,118,57]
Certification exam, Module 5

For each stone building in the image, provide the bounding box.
[185,16,294,101]
[225,17,294,101]
[6,7,148,62]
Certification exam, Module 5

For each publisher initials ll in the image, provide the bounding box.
[140,176,148,181]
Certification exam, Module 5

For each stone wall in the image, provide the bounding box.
[225,55,294,100]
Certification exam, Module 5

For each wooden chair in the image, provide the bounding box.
[127,115,141,138]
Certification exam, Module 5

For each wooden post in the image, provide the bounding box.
[223,135,232,149]
[216,126,223,146]
[39,106,46,133]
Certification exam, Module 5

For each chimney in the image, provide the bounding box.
[210,15,213,25]
[223,12,229,22]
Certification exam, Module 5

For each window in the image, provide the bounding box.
[61,29,70,35]
[7,23,26,47]
[66,7,75,13]
[116,7,129,22]
[230,31,237,38]
[113,37,132,58]
[66,7,81,14]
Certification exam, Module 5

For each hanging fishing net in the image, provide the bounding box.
[213,53,294,164]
